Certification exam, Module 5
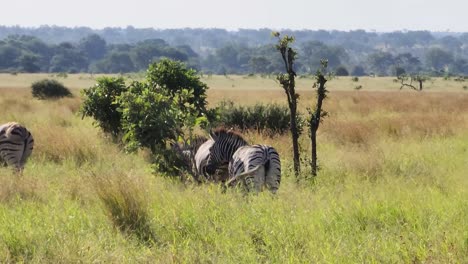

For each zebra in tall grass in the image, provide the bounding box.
[0,122,34,172]
[206,128,281,193]
[172,136,228,182]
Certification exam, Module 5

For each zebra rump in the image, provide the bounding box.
[227,144,281,193]
[0,122,34,171]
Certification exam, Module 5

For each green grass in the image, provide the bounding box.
[0,74,467,262]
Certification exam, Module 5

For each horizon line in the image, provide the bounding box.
[0,24,462,34]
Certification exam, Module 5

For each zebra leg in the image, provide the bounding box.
[265,169,280,194]
[253,166,266,193]
[265,150,281,194]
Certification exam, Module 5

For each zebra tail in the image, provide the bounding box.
[224,165,262,187]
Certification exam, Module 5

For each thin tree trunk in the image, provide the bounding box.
[310,127,317,177]
[310,74,327,178]
[290,105,300,177]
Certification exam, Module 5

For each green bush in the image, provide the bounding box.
[119,81,184,152]
[81,59,209,175]
[31,79,72,99]
[146,58,208,116]
[80,77,127,138]
[119,59,209,153]
[212,100,302,135]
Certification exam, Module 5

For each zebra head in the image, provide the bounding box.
[170,136,209,171]
[205,128,248,174]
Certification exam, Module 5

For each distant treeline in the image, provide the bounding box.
[1,26,468,76]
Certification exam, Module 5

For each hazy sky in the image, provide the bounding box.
[2,0,467,32]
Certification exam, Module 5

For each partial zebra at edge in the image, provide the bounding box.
[0,122,34,172]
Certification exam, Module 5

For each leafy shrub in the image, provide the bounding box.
[81,59,209,175]
[80,77,127,138]
[212,100,303,135]
[352,76,359,82]
[146,58,208,115]
[119,59,208,152]
[31,79,72,99]
[119,81,184,152]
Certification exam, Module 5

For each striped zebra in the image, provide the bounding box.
[172,136,227,182]
[0,122,34,172]
[206,128,281,193]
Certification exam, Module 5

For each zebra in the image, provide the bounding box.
[206,128,281,193]
[0,122,34,173]
[171,136,227,182]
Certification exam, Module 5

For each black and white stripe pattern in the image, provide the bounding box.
[172,136,229,183]
[207,128,281,193]
[0,122,34,172]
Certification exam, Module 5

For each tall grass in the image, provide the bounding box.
[93,171,157,245]
[0,76,467,262]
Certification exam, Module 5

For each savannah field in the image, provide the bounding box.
[0,73,467,263]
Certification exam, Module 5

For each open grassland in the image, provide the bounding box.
[0,74,467,263]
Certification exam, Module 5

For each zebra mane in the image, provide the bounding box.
[210,128,248,144]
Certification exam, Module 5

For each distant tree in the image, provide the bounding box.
[49,42,88,72]
[367,51,395,76]
[18,53,41,72]
[176,45,199,58]
[351,65,366,76]
[406,31,435,45]
[425,47,454,71]
[0,45,21,69]
[437,36,462,53]
[249,56,270,73]
[215,44,241,71]
[397,74,430,91]
[78,34,107,60]
[250,44,284,73]
[335,65,349,76]
[450,58,468,75]
[130,39,169,69]
[300,41,348,72]
[92,51,135,73]
[394,66,406,77]
[394,53,421,74]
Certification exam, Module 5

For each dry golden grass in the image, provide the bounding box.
[0,173,45,203]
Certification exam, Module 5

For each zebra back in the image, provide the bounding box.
[208,128,248,166]
[0,122,34,171]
